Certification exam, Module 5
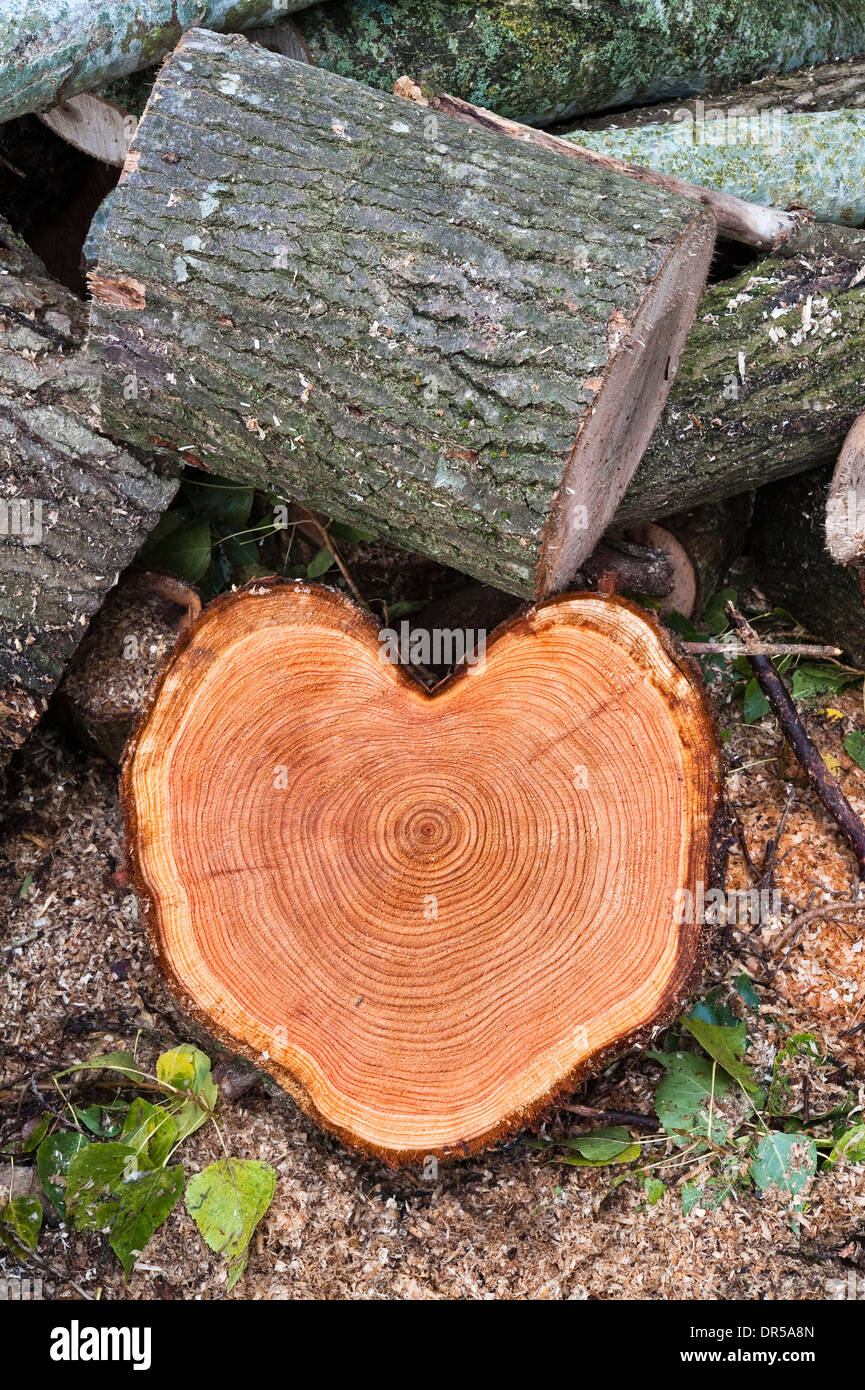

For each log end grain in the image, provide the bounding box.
[123,580,723,1162]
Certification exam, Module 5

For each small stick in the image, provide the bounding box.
[727,603,865,875]
[683,641,843,657]
[556,1102,660,1132]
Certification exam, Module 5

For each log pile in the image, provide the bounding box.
[3,3,865,1162]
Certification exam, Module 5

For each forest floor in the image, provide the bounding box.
[2,627,865,1301]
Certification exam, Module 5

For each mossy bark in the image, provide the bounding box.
[568,112,865,226]
[751,467,865,666]
[89,29,712,600]
[613,224,865,529]
[289,0,865,127]
[0,1,316,124]
[0,218,176,767]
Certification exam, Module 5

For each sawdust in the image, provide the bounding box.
[2,677,865,1301]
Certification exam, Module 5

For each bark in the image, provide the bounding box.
[123,579,723,1162]
[580,55,865,128]
[89,29,714,601]
[613,223,865,529]
[288,0,865,127]
[0,217,176,767]
[750,467,865,667]
[0,1,318,125]
[624,495,752,620]
[567,112,865,227]
[410,89,800,254]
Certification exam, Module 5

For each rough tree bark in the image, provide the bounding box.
[751,467,865,667]
[0,1,319,124]
[287,0,865,127]
[123,579,723,1162]
[0,217,176,767]
[613,223,865,529]
[567,112,865,227]
[89,30,714,601]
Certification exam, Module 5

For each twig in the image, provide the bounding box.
[772,899,865,954]
[683,641,843,657]
[556,1103,660,1132]
[727,603,865,876]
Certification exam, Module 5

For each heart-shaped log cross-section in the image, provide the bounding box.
[124,582,723,1163]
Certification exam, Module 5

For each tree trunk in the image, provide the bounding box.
[613,223,865,529]
[624,495,752,621]
[0,1,318,125]
[89,29,714,601]
[122,578,724,1162]
[580,55,865,128]
[750,467,865,667]
[59,569,201,762]
[288,0,865,127]
[0,217,176,767]
[568,112,865,227]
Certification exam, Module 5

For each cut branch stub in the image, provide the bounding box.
[90,28,714,600]
[123,581,723,1163]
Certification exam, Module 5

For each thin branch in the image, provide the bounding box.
[556,1103,660,1132]
[727,603,865,876]
[683,641,843,658]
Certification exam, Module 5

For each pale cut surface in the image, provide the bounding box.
[124,583,721,1162]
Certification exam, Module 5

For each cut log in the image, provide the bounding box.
[750,467,865,667]
[123,579,724,1162]
[826,413,865,563]
[580,56,865,129]
[0,216,176,767]
[624,496,752,621]
[59,569,201,762]
[288,0,865,127]
[89,29,714,602]
[0,1,320,125]
[613,223,865,530]
[567,112,865,227]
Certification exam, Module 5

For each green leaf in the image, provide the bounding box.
[37,1131,91,1218]
[649,1051,732,1144]
[681,1014,758,1093]
[181,475,254,528]
[305,545,334,579]
[73,1100,127,1138]
[555,1126,641,1166]
[750,1132,817,1205]
[735,973,761,1010]
[0,1194,42,1254]
[21,1114,52,1153]
[663,611,700,642]
[186,1159,275,1289]
[827,1124,865,1167]
[387,600,428,620]
[743,678,770,724]
[59,1051,147,1085]
[702,588,737,637]
[156,1045,218,1141]
[791,662,861,701]
[120,1098,179,1169]
[641,1175,665,1205]
[681,1175,736,1216]
[142,517,211,583]
[844,730,865,770]
[66,1143,184,1279]
[329,520,376,544]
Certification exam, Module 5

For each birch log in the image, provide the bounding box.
[0,218,176,766]
[89,31,714,600]
[288,0,865,127]
[0,0,320,125]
